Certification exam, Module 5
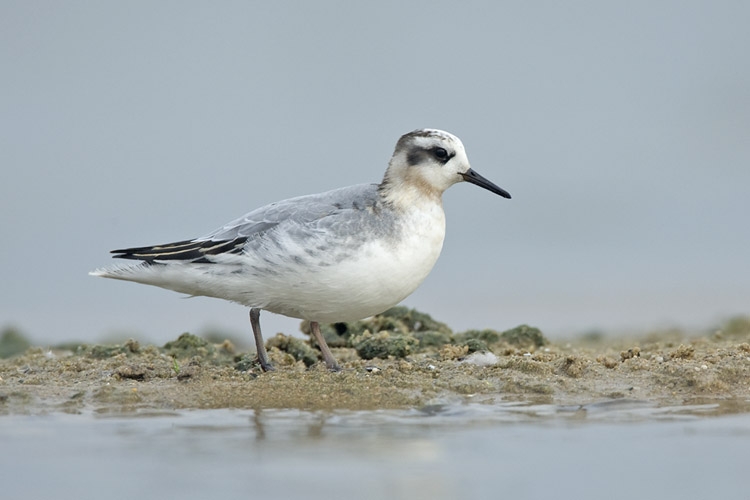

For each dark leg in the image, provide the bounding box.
[249,308,274,372]
[309,321,341,372]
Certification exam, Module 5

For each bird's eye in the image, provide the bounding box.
[433,147,449,160]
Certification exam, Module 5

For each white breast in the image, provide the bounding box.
[260,202,447,322]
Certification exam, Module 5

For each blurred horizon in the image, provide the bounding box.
[3,306,749,350]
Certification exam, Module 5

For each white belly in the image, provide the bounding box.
[260,205,446,322]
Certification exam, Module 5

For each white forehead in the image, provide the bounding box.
[396,129,466,154]
[420,128,460,142]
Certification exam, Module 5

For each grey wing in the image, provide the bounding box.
[110,183,382,263]
[197,183,380,242]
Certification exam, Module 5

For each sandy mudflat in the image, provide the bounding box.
[2,310,749,415]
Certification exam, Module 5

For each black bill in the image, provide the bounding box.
[460,168,511,199]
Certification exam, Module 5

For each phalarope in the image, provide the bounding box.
[91,129,511,371]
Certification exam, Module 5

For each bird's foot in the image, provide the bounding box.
[258,359,275,372]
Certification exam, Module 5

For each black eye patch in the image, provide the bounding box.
[406,146,454,166]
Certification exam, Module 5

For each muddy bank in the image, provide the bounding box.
[1,310,749,415]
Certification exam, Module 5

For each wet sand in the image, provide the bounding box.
[2,310,749,415]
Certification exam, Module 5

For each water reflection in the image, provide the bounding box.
[243,398,750,442]
[2,399,749,500]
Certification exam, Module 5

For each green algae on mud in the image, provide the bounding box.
[1,310,750,415]
[0,327,31,359]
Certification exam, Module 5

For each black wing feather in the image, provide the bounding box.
[111,237,248,263]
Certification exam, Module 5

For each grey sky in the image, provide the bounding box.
[2,1,749,344]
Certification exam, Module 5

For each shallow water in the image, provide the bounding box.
[3,400,749,500]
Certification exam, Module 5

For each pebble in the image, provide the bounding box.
[463,352,499,367]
